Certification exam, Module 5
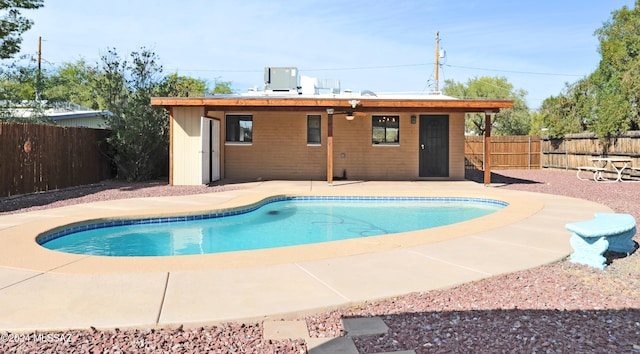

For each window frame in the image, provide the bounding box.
[225,114,253,144]
[307,114,322,145]
[372,115,400,145]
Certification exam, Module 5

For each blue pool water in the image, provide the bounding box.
[39,197,506,257]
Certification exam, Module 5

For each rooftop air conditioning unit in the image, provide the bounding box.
[264,67,300,93]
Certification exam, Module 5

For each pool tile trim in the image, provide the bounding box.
[36,196,508,246]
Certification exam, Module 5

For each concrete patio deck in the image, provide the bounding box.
[0,180,611,332]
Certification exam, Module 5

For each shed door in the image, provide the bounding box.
[419,115,449,177]
[201,117,220,184]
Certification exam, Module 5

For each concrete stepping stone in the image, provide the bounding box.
[263,320,309,340]
[342,316,389,337]
[308,337,359,354]
[263,320,359,354]
[264,317,413,354]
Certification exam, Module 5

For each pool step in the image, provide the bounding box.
[263,317,417,354]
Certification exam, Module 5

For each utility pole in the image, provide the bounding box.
[434,31,440,94]
[38,36,41,72]
[36,36,42,101]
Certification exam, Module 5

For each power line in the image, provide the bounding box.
[168,62,585,78]
[474,79,514,93]
[24,37,587,78]
[169,68,263,73]
[444,64,584,77]
[302,63,430,72]
[10,52,588,79]
[170,63,431,73]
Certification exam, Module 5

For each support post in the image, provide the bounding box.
[327,109,334,185]
[484,112,492,186]
[169,106,174,186]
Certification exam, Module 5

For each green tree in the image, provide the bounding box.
[0,45,234,175]
[538,92,579,139]
[591,1,640,138]
[158,73,232,97]
[0,61,36,100]
[96,47,169,181]
[528,111,545,136]
[44,59,101,109]
[541,2,640,141]
[159,73,207,97]
[0,60,53,123]
[212,78,233,94]
[537,78,597,138]
[0,0,44,59]
[442,76,531,135]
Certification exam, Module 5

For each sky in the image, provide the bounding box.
[11,0,638,109]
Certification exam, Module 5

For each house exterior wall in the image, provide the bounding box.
[172,106,206,185]
[199,110,465,182]
[55,116,108,129]
[214,111,327,180]
[171,108,465,184]
[333,112,416,180]
[332,112,465,180]
[153,96,512,185]
[449,112,465,179]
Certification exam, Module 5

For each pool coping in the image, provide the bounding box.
[0,180,613,332]
[37,195,509,259]
[3,181,540,274]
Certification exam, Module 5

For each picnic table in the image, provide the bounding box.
[577,157,632,182]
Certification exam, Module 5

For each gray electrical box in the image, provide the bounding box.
[264,67,299,92]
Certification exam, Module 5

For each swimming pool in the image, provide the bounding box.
[39,196,506,257]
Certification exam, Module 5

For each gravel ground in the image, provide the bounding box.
[0,180,239,215]
[1,169,639,353]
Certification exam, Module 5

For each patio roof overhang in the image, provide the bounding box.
[151,96,512,186]
[150,96,513,113]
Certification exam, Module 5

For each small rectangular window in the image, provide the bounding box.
[372,116,399,144]
[226,115,252,143]
[307,115,321,144]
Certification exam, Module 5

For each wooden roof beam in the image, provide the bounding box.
[151,97,513,114]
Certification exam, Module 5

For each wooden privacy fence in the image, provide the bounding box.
[0,123,114,198]
[465,135,541,170]
[541,132,640,170]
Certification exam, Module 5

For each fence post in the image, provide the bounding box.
[482,137,485,170]
[528,136,531,170]
[565,138,569,171]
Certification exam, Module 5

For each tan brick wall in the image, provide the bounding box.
[210,111,466,181]
[167,109,466,184]
[332,113,418,180]
[223,112,326,180]
[449,112,466,179]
